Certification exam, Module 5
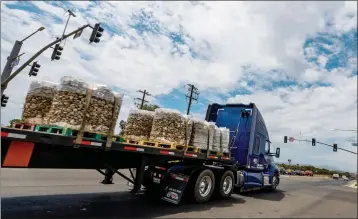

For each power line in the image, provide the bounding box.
[185,84,199,115]
[134,89,151,109]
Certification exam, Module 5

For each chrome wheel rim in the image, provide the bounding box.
[199,176,212,197]
[272,176,278,189]
[223,176,233,194]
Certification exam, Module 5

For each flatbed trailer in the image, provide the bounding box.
[1,126,239,204]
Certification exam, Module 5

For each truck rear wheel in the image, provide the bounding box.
[194,169,215,203]
[218,170,234,198]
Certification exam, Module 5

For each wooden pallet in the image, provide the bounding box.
[186,146,200,153]
[12,123,36,131]
[198,149,220,156]
[35,125,65,134]
[139,140,158,147]
[124,139,140,144]
[157,142,186,151]
[221,152,230,157]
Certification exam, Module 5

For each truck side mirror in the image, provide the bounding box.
[276,148,280,158]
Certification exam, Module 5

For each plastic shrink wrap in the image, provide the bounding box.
[44,76,90,129]
[188,118,209,149]
[22,80,57,124]
[124,108,155,141]
[150,108,187,145]
[84,85,118,133]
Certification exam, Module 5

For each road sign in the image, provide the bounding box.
[289,137,294,142]
[73,29,83,39]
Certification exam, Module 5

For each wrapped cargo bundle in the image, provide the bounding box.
[211,125,221,152]
[188,118,209,149]
[183,115,194,146]
[124,108,155,141]
[22,80,57,124]
[207,122,216,151]
[110,92,124,133]
[45,76,90,129]
[220,127,230,153]
[84,85,116,133]
[150,108,187,145]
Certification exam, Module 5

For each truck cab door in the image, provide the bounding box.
[248,133,266,171]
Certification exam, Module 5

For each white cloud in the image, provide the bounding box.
[228,75,357,171]
[0,1,356,171]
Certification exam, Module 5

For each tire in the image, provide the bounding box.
[194,169,215,204]
[270,174,279,191]
[218,171,234,198]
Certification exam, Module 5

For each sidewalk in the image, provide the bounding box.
[347,180,357,188]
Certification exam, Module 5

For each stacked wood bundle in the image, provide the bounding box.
[208,122,216,151]
[220,127,230,153]
[184,115,194,146]
[188,118,209,149]
[21,81,57,124]
[84,85,118,133]
[124,109,155,141]
[150,108,187,145]
[44,76,90,129]
[211,125,221,152]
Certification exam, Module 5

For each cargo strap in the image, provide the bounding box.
[105,95,120,151]
[74,88,93,147]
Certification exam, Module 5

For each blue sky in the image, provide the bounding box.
[1,1,357,172]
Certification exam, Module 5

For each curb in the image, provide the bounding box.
[348,180,357,188]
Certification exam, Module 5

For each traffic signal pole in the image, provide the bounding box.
[1,24,90,93]
[1,41,23,94]
[284,136,357,155]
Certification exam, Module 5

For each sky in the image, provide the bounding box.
[1,1,357,172]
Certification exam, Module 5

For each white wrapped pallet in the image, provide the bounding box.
[207,122,216,151]
[150,108,187,145]
[188,118,209,149]
[45,76,90,129]
[212,125,221,152]
[22,80,57,124]
[84,85,116,133]
[124,108,155,141]
[183,115,194,146]
[220,127,230,153]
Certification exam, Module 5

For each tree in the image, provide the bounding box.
[9,118,23,127]
[141,104,160,111]
[119,120,126,136]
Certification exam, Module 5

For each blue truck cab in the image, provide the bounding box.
[206,103,281,191]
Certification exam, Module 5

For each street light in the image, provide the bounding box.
[20,26,46,43]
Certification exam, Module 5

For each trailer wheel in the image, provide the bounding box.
[194,169,215,203]
[218,171,234,198]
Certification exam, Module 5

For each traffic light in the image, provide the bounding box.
[284,136,288,143]
[51,44,63,61]
[333,143,338,152]
[29,61,41,77]
[89,23,104,43]
[1,94,9,107]
[312,138,316,146]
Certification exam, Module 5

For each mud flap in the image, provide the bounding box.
[161,174,188,205]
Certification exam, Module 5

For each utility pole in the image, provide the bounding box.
[185,84,199,115]
[135,90,151,109]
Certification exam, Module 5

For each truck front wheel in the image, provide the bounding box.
[194,169,215,203]
[218,170,234,198]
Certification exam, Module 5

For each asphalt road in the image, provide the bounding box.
[1,169,357,218]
